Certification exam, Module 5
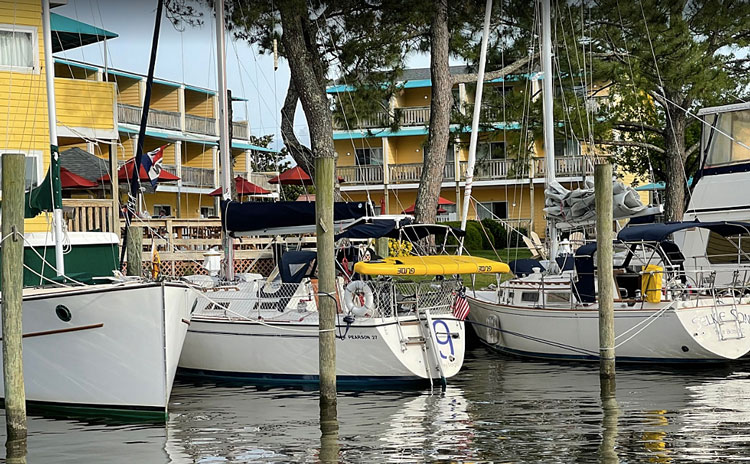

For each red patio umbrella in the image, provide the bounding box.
[60,167,98,189]
[402,204,448,214]
[209,176,270,196]
[268,166,312,185]
[97,158,180,183]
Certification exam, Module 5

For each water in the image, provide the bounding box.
[4,348,750,462]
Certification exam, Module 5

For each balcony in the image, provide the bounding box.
[398,106,430,126]
[336,165,384,185]
[471,159,527,180]
[333,105,433,130]
[185,114,217,136]
[118,103,180,131]
[533,156,594,177]
[232,121,248,139]
[159,165,215,188]
[388,162,455,184]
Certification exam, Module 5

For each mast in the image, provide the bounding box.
[459,0,492,241]
[41,0,65,276]
[215,0,234,280]
[541,0,557,260]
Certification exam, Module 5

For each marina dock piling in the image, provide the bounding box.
[595,162,616,380]
[1,153,27,441]
[126,225,143,277]
[316,155,337,404]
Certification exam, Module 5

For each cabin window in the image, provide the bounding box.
[546,292,571,304]
[705,231,750,264]
[521,292,539,303]
[0,25,37,73]
[355,148,383,166]
[704,109,750,167]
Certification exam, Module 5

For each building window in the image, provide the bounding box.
[355,148,383,165]
[200,206,215,218]
[153,205,172,217]
[0,151,41,190]
[477,141,506,160]
[478,201,508,221]
[554,139,581,157]
[0,25,38,73]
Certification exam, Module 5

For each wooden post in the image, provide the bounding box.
[315,155,337,404]
[126,224,143,277]
[599,376,619,463]
[594,162,615,380]
[1,153,27,441]
[319,397,339,463]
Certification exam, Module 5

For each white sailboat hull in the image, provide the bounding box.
[0,282,194,417]
[180,314,465,382]
[468,292,750,362]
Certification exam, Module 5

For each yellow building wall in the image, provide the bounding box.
[56,78,115,130]
[0,0,55,232]
[115,78,141,107]
[150,84,179,112]
[390,135,427,164]
[333,138,383,166]
[183,142,214,168]
[396,87,431,108]
[185,91,214,118]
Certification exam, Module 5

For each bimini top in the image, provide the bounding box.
[222,200,368,235]
[335,216,465,241]
[617,221,750,243]
[354,255,510,276]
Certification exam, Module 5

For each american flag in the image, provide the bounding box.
[451,287,470,321]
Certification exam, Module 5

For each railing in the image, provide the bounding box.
[333,111,390,130]
[232,121,248,139]
[179,166,216,188]
[399,106,430,126]
[117,103,180,131]
[63,199,117,234]
[473,159,525,180]
[185,114,217,136]
[389,163,423,183]
[336,165,384,184]
[533,156,594,177]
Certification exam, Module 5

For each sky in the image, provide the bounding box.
[54,0,306,150]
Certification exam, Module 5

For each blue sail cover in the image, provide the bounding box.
[222,200,368,234]
[617,221,750,242]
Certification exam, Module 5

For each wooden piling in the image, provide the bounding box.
[316,155,337,404]
[126,224,143,277]
[1,153,27,441]
[594,162,615,379]
[319,398,339,463]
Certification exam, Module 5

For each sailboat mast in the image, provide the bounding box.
[459,0,492,240]
[541,0,558,260]
[41,0,65,276]
[215,0,234,281]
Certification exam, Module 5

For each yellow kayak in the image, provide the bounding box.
[354,255,511,276]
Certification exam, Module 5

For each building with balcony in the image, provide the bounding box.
[329,66,639,238]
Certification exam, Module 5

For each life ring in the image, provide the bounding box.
[344,280,375,317]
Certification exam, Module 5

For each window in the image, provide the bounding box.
[355,148,383,166]
[153,205,172,217]
[200,206,215,218]
[554,139,581,157]
[0,25,37,73]
[521,292,539,303]
[0,151,41,190]
[477,141,506,160]
[704,109,750,168]
[478,201,508,221]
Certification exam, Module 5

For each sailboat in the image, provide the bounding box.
[177,0,510,384]
[464,0,750,362]
[0,0,195,419]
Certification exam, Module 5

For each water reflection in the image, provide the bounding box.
[2,351,750,462]
[6,438,26,464]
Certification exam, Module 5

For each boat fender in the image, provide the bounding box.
[344,280,375,317]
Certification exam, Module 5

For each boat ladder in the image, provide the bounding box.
[417,308,447,388]
[710,287,744,341]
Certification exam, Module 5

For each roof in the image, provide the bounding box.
[59,147,111,182]
[617,221,750,242]
[50,13,118,52]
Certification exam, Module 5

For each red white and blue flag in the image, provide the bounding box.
[141,145,167,188]
[451,287,470,321]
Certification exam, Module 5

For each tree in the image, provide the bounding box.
[582,0,750,220]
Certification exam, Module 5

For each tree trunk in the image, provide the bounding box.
[278,0,338,406]
[662,100,688,221]
[414,0,452,225]
[281,78,316,178]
